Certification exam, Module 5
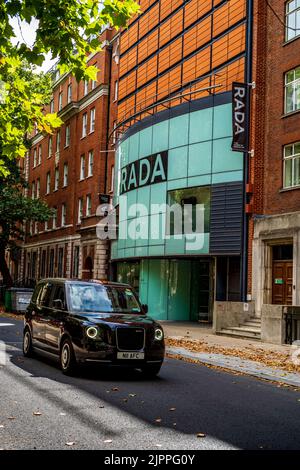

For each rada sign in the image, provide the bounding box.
[232,82,249,152]
[120,151,168,194]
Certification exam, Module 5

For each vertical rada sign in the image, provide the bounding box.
[231,82,249,152]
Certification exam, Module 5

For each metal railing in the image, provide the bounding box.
[284,306,300,344]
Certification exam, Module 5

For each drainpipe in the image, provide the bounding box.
[241,0,253,302]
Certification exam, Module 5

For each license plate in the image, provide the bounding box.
[117,352,145,360]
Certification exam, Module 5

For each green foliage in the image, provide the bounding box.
[0,0,140,174]
[0,156,54,249]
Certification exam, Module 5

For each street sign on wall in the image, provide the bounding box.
[232,82,249,152]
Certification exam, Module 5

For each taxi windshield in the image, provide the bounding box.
[67,283,141,314]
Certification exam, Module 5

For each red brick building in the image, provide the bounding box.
[250,0,300,317]
[19,28,119,283]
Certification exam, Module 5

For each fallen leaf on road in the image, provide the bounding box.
[59,413,66,416]
[111,387,119,392]
[104,439,112,443]
[99,405,105,408]
[7,417,16,420]
[155,444,162,447]
[0,425,4,428]
[66,442,75,446]
[33,411,42,416]
[169,407,176,411]
[129,393,136,397]
[123,399,128,403]
[155,418,162,423]
[197,433,206,438]
[173,423,177,426]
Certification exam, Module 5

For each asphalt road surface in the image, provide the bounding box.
[1,316,300,450]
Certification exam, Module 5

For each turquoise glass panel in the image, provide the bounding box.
[126,190,137,219]
[150,182,167,211]
[152,120,169,153]
[185,233,210,254]
[135,246,148,257]
[128,133,139,162]
[134,215,149,247]
[189,107,213,144]
[146,259,168,320]
[148,245,165,256]
[188,141,212,177]
[187,174,211,187]
[212,137,243,173]
[212,170,243,184]
[139,126,153,158]
[139,259,149,304]
[168,147,188,180]
[148,213,166,246]
[213,103,232,139]
[169,114,189,149]
[137,185,150,207]
[167,260,191,320]
[165,237,185,255]
[168,178,188,190]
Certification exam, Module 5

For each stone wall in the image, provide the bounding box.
[213,301,255,333]
[261,304,285,345]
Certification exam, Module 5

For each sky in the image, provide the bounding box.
[10,17,57,72]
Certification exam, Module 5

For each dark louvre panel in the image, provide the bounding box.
[116,328,145,351]
[210,182,243,254]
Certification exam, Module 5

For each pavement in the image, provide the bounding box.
[161,322,300,388]
[2,316,300,450]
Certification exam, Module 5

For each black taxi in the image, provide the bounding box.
[23,279,165,376]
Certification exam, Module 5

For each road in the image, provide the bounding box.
[1,315,300,450]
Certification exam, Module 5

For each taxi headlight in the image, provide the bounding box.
[154,328,164,341]
[86,326,98,339]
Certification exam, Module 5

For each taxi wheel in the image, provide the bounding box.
[23,328,34,358]
[141,363,162,378]
[60,338,78,376]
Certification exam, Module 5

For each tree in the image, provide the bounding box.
[0,155,54,286]
[0,0,140,174]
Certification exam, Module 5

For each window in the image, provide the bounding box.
[40,251,46,278]
[58,91,63,111]
[285,66,300,114]
[286,0,300,41]
[50,99,54,113]
[84,80,89,96]
[110,165,114,192]
[86,194,92,216]
[46,172,51,194]
[33,148,37,167]
[90,108,95,133]
[34,221,38,234]
[82,113,88,137]
[38,145,42,164]
[65,124,70,147]
[45,220,48,231]
[113,121,117,145]
[53,207,57,229]
[48,136,53,158]
[63,163,68,187]
[49,250,54,277]
[73,246,80,277]
[57,248,64,277]
[56,130,61,153]
[36,178,40,199]
[283,141,300,188]
[88,150,94,176]
[31,181,35,200]
[78,198,83,223]
[67,83,72,103]
[114,80,118,101]
[80,155,85,180]
[54,167,59,191]
[62,203,67,226]
[167,186,211,235]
